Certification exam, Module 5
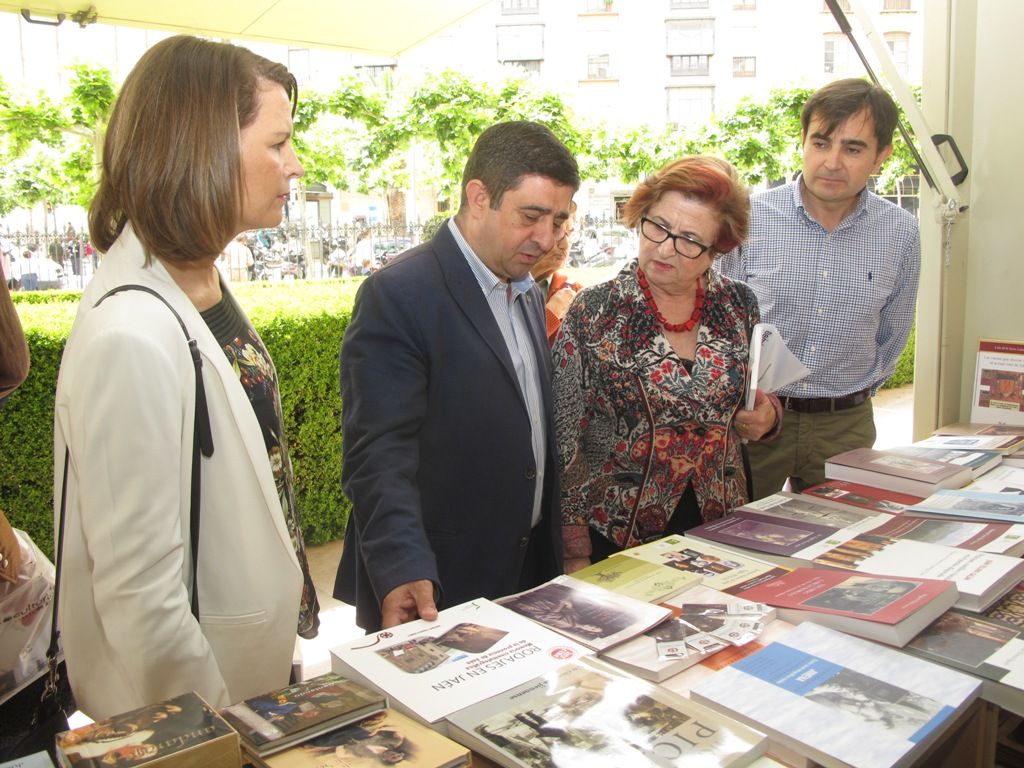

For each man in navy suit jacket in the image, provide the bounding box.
[335,121,580,631]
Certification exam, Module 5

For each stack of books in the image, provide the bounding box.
[824,448,974,497]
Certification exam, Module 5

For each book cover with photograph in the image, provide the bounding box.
[568,553,699,604]
[972,339,1024,426]
[495,574,671,652]
[330,599,589,729]
[740,491,891,530]
[866,511,1024,557]
[690,622,981,768]
[809,533,1024,612]
[801,480,923,514]
[446,656,768,768]
[887,445,1003,478]
[620,535,789,593]
[54,691,240,768]
[248,709,469,768]
[906,488,1024,525]
[220,672,386,757]
[730,567,958,647]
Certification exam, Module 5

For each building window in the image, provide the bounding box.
[587,53,612,79]
[501,0,539,13]
[733,56,756,77]
[497,24,544,67]
[354,63,396,84]
[824,32,855,74]
[883,0,911,9]
[885,32,910,76]
[666,86,714,127]
[584,0,614,11]
[823,0,851,10]
[506,59,542,73]
[669,54,710,76]
[734,0,755,8]
[666,18,714,57]
[670,0,709,8]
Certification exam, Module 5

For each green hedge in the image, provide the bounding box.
[2,280,361,559]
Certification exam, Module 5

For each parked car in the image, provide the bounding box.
[373,238,413,266]
[572,226,638,267]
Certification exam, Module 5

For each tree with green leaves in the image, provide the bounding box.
[0,65,115,215]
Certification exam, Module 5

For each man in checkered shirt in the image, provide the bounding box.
[718,79,920,499]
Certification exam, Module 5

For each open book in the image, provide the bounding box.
[745,323,810,410]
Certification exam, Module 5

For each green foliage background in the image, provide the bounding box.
[1,281,360,559]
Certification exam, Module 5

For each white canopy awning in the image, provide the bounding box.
[1,0,491,55]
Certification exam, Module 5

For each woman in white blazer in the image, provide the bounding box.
[53,36,318,719]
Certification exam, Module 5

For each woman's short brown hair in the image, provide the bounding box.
[623,155,749,256]
[89,35,297,264]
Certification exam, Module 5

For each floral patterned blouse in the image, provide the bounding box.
[201,292,320,639]
[552,262,760,559]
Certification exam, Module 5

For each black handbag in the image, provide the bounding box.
[4,284,213,762]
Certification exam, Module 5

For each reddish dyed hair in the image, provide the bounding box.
[622,155,749,256]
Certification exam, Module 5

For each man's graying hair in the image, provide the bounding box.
[801,78,899,153]
[458,121,580,211]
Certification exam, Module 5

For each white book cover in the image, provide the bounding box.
[690,622,981,768]
[972,339,1024,426]
[915,433,1020,451]
[447,656,768,768]
[811,534,1024,612]
[329,599,589,728]
[967,463,1024,493]
[601,583,776,682]
[745,323,810,410]
[495,574,672,652]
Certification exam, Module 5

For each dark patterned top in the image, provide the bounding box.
[201,292,320,639]
[552,262,759,557]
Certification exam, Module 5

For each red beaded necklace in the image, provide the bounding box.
[636,267,705,333]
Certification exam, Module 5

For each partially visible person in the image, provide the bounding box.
[530,200,582,345]
[553,156,781,573]
[718,78,920,499]
[19,248,38,292]
[353,229,374,272]
[0,272,29,403]
[53,35,318,720]
[224,234,255,282]
[335,121,579,631]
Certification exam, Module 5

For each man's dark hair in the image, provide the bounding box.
[458,121,580,211]
[801,78,899,153]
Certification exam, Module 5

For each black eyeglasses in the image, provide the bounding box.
[639,217,713,260]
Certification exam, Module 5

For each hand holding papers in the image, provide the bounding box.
[745,323,810,410]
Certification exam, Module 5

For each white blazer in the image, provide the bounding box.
[53,227,302,719]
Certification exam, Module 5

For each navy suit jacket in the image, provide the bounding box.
[334,222,563,631]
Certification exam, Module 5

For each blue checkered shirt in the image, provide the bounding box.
[717,176,920,399]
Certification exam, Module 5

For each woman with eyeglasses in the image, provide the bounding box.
[552,156,782,572]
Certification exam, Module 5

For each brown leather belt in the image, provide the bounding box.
[780,387,872,414]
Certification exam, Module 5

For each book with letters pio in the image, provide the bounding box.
[690,622,981,768]
[54,691,240,768]
[824,447,973,497]
[495,574,672,652]
[568,552,700,603]
[446,655,768,768]
[245,708,470,768]
[330,598,589,731]
[905,488,1024,524]
[728,567,958,647]
[219,672,387,758]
